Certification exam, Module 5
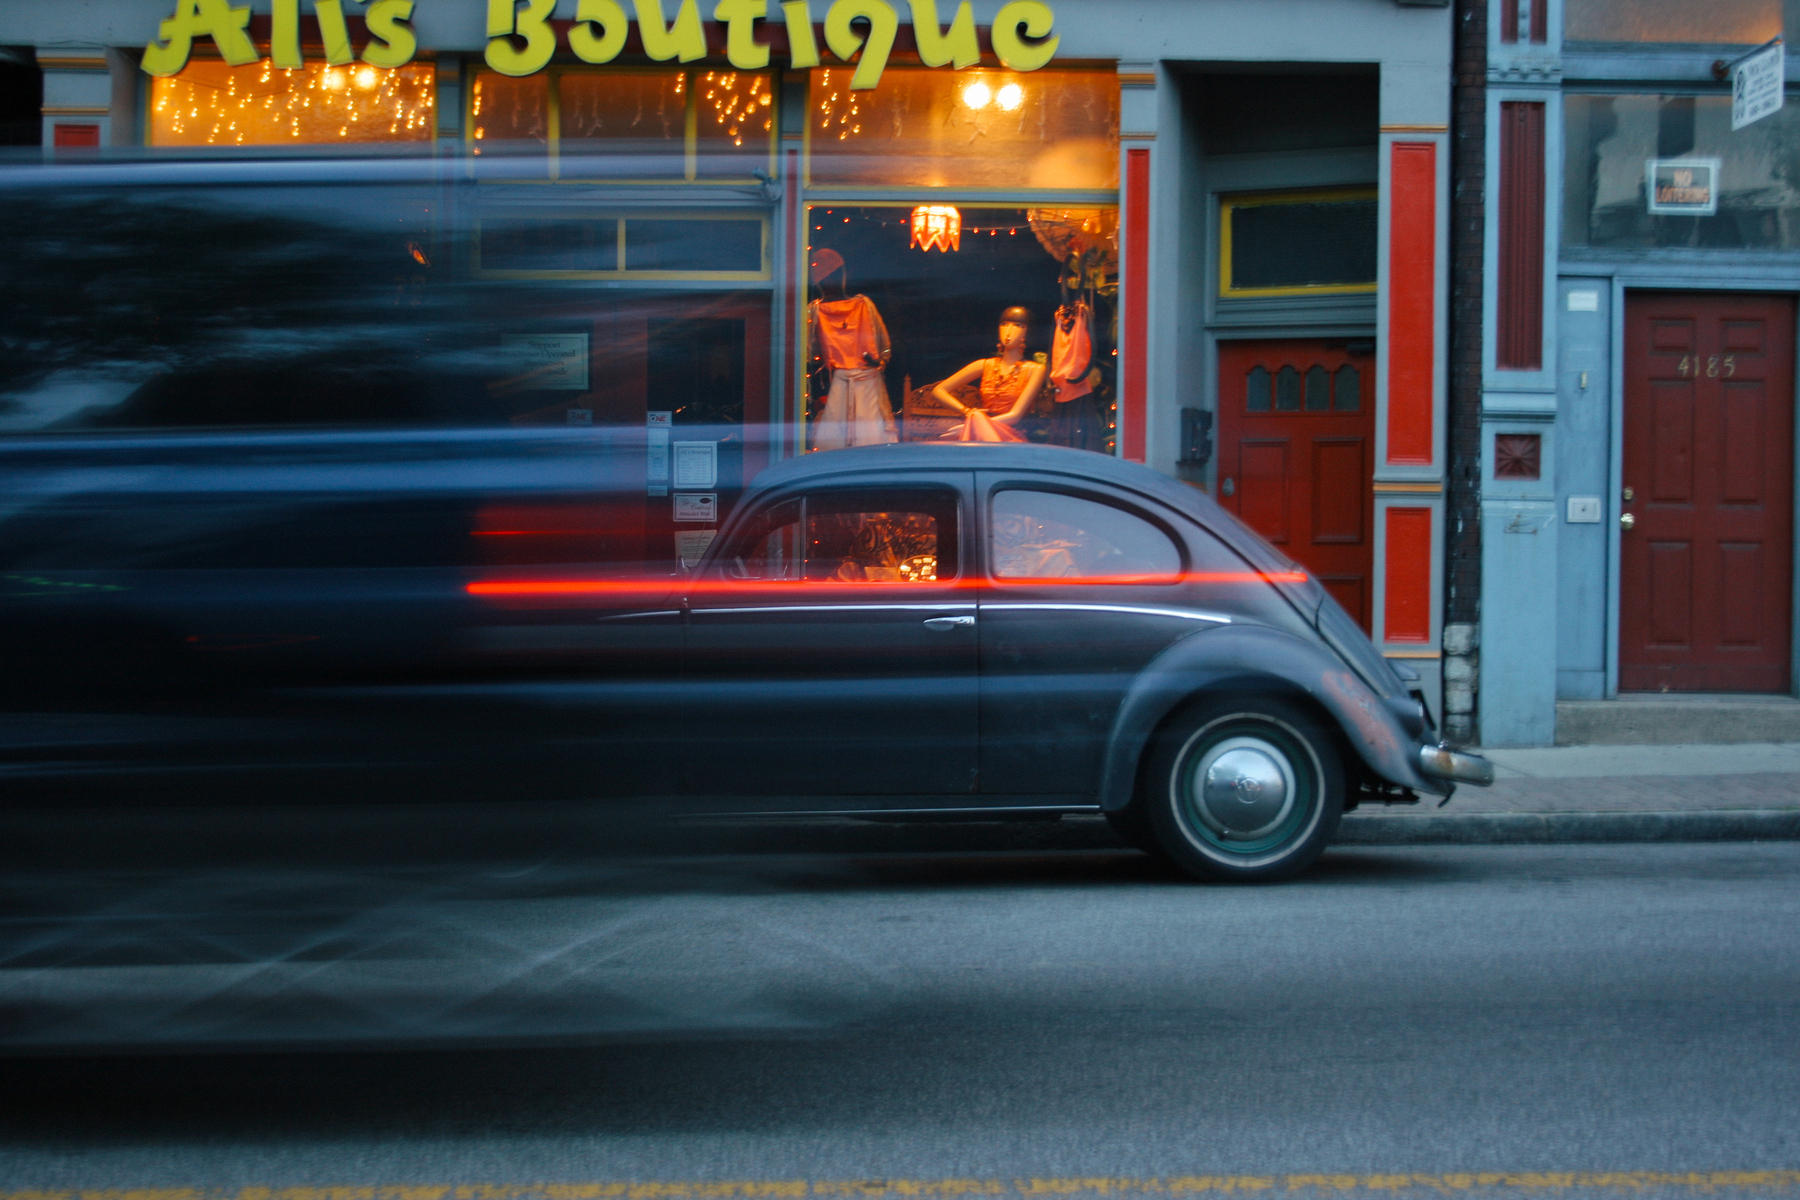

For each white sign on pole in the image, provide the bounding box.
[646,411,671,496]
[1733,37,1784,130]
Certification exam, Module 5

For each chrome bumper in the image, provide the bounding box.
[1417,743,1497,786]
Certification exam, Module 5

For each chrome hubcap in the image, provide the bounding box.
[1190,736,1296,840]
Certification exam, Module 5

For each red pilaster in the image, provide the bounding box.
[1496,102,1546,370]
[1386,141,1437,466]
[1122,146,1150,463]
[1384,506,1434,643]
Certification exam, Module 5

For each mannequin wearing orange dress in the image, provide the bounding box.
[932,307,1046,442]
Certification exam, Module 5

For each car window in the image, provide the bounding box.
[990,489,1182,582]
[727,489,958,583]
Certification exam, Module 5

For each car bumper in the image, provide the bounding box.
[1416,743,1497,787]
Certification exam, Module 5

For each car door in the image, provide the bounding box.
[976,474,1219,799]
[681,475,979,804]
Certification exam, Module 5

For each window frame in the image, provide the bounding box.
[473,208,771,281]
[714,484,966,586]
[983,482,1188,586]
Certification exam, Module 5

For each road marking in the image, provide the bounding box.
[10,1176,1800,1200]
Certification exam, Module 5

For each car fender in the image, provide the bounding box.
[1097,623,1444,810]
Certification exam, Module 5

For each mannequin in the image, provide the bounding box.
[1047,299,1106,451]
[806,249,898,451]
[932,306,1046,442]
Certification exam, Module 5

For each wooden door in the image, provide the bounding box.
[1217,339,1376,629]
[1621,293,1794,692]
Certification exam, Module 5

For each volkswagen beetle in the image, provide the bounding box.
[668,440,1493,880]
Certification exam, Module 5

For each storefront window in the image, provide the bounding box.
[1563,93,1800,250]
[470,72,548,150]
[470,68,773,178]
[1564,0,1797,44]
[557,70,684,172]
[807,68,1118,190]
[805,205,1117,454]
[148,59,434,146]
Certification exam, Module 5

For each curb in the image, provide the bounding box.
[1337,809,1800,845]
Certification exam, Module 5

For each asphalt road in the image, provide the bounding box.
[3,830,1799,1196]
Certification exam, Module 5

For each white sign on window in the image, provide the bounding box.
[1646,158,1720,215]
[672,441,718,489]
[675,529,717,569]
[1733,37,1785,131]
[674,493,718,523]
[647,411,671,496]
[499,334,589,391]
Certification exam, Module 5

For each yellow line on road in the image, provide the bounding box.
[9,1176,1800,1200]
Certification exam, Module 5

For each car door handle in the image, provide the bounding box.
[923,615,976,632]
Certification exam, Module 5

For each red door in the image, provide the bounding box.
[1621,293,1795,692]
[1217,339,1376,630]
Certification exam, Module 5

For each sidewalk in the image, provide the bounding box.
[1338,742,1800,844]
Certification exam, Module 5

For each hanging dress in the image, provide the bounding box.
[942,357,1035,443]
[1048,301,1106,452]
[808,295,898,451]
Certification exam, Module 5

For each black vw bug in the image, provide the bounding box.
[673,442,1492,881]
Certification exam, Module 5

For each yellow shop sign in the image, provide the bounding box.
[142,0,1057,88]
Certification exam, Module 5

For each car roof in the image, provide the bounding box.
[754,443,1193,509]
[750,443,1305,579]
[766,444,1159,489]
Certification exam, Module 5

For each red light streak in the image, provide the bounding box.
[466,572,1307,598]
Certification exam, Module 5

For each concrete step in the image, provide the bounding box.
[1556,695,1800,746]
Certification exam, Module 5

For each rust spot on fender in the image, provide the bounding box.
[1319,669,1401,762]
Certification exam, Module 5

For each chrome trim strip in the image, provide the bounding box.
[596,610,682,622]
[981,602,1231,624]
[690,603,977,616]
[684,804,1104,819]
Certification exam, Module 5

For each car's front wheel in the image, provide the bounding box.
[1140,697,1343,882]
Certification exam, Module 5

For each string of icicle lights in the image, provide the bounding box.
[150,58,433,146]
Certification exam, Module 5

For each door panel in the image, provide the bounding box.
[682,478,979,802]
[1238,440,1292,542]
[975,477,1211,798]
[1218,339,1376,630]
[1621,292,1794,692]
[1312,439,1366,543]
[1720,382,1765,504]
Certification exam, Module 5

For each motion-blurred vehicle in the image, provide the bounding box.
[0,433,1490,882]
